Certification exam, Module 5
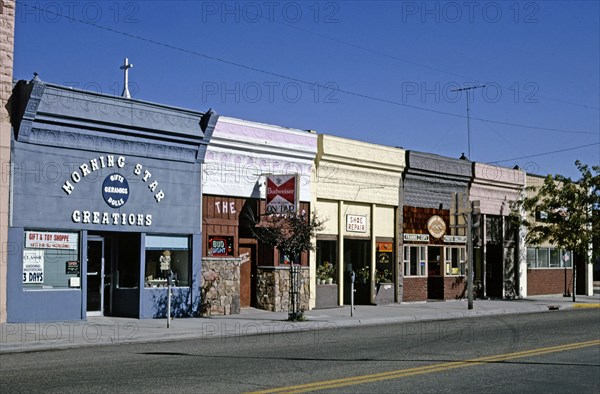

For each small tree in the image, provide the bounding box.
[515,160,599,301]
[248,210,325,320]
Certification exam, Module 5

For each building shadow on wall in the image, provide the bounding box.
[150,289,194,318]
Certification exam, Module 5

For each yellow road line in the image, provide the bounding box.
[250,339,600,394]
[574,303,600,308]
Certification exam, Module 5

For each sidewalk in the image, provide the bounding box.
[1,295,598,354]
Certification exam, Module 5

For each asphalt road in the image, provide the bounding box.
[1,309,599,393]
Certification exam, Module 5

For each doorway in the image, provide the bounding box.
[239,244,256,308]
[87,236,106,316]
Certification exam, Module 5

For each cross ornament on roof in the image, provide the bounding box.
[120,57,133,98]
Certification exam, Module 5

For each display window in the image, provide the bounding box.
[22,230,80,290]
[145,235,190,287]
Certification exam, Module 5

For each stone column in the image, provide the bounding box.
[0,0,16,324]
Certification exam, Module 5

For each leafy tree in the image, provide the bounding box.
[250,212,325,264]
[248,210,325,320]
[516,160,599,300]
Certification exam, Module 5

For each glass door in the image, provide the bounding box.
[87,237,104,316]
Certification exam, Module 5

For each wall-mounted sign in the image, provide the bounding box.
[23,250,44,283]
[25,231,79,250]
[62,155,166,227]
[427,215,446,239]
[403,233,430,242]
[239,252,250,264]
[102,173,130,208]
[208,236,233,256]
[65,260,80,274]
[444,235,467,243]
[266,174,298,214]
[346,215,367,233]
[377,242,393,252]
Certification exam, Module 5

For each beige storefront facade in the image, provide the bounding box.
[313,135,405,307]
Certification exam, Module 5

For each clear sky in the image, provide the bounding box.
[13,0,600,179]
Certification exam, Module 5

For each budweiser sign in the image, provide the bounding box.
[266,174,298,214]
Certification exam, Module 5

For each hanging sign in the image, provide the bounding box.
[23,250,44,283]
[266,174,298,214]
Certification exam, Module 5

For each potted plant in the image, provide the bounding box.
[316,261,335,285]
[376,268,393,284]
[356,266,370,284]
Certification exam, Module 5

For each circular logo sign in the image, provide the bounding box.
[102,173,129,208]
[427,215,446,239]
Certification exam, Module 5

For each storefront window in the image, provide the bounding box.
[403,245,426,276]
[527,248,572,268]
[22,231,80,290]
[445,247,466,276]
[376,241,394,283]
[317,240,337,283]
[145,235,190,287]
[537,249,549,267]
[527,248,536,267]
[549,249,561,267]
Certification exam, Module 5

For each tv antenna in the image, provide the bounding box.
[451,85,485,160]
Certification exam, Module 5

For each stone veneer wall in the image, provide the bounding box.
[257,267,310,312]
[0,0,16,324]
[201,257,241,316]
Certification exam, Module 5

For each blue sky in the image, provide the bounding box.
[13,0,600,179]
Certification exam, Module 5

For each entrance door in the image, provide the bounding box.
[486,244,503,298]
[239,245,255,307]
[87,237,105,316]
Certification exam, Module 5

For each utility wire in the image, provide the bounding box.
[489,142,600,163]
[252,8,599,111]
[16,1,598,136]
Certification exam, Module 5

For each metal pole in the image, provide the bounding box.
[467,208,474,310]
[466,90,471,160]
[351,279,354,317]
[350,271,355,317]
[572,259,576,303]
[167,280,171,328]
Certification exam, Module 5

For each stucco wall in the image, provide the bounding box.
[470,163,525,215]
[315,134,405,206]
[203,116,317,202]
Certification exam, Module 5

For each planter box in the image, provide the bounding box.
[375,283,395,305]
[316,284,338,309]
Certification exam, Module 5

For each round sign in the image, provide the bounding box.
[427,215,446,239]
[102,173,129,208]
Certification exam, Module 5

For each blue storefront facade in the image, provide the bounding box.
[7,77,217,322]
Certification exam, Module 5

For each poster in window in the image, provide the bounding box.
[23,250,44,283]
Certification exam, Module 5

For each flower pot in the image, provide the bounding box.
[326,278,333,285]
